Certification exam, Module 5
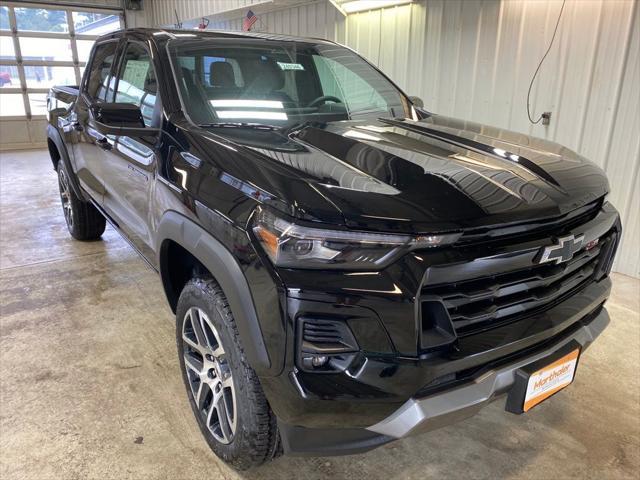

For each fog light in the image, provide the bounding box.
[301,354,330,370]
[311,355,328,367]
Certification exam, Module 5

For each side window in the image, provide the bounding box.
[113,42,157,126]
[313,55,387,114]
[85,41,118,102]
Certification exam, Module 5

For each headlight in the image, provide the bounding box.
[252,208,460,270]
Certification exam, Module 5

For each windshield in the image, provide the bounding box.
[167,38,410,128]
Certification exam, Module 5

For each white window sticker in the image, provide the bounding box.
[122,60,150,89]
[277,62,304,71]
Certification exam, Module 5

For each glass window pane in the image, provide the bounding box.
[203,56,244,87]
[114,43,157,126]
[85,41,118,101]
[76,39,96,63]
[29,93,47,116]
[0,65,18,88]
[73,12,122,35]
[0,94,26,116]
[0,36,15,59]
[20,37,72,61]
[168,40,406,127]
[1,6,9,30]
[15,8,68,33]
[313,55,387,114]
[24,66,77,88]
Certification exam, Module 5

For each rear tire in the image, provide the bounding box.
[57,161,105,241]
[176,277,279,470]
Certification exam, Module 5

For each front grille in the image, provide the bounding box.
[421,230,616,336]
[415,304,605,398]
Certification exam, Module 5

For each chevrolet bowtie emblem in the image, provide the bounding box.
[538,235,585,265]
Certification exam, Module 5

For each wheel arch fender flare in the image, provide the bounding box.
[156,211,272,374]
[47,124,86,201]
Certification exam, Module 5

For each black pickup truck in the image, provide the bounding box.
[47,28,621,469]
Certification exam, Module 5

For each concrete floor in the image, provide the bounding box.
[0,149,638,480]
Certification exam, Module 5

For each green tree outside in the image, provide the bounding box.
[0,7,68,32]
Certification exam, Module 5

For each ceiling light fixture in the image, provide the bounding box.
[340,0,414,14]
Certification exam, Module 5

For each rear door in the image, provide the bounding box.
[100,40,161,262]
[69,40,122,204]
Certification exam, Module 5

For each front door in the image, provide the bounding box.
[70,40,121,204]
[100,41,161,263]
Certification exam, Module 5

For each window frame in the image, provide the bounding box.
[0,2,125,120]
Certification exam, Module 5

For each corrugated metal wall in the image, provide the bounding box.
[151,0,267,27]
[146,0,640,277]
[208,0,346,40]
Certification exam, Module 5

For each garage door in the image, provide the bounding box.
[0,2,124,149]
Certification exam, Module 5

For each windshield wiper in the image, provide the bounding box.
[198,122,280,131]
[282,120,323,135]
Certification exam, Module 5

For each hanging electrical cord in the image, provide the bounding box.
[526,0,567,124]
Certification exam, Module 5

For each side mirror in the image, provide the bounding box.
[409,96,424,108]
[90,103,158,137]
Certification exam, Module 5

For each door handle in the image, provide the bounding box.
[96,137,112,150]
[73,122,83,132]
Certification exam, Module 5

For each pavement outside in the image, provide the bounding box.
[1,149,639,480]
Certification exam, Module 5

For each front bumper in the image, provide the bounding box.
[263,276,611,428]
[278,303,609,456]
[368,304,609,438]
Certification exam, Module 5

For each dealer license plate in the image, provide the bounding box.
[523,348,580,412]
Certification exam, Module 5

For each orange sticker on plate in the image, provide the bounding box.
[523,349,579,412]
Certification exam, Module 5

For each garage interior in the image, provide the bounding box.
[0,1,638,479]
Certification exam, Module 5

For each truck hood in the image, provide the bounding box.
[208,114,609,234]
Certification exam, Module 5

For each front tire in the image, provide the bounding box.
[57,162,106,240]
[176,277,278,470]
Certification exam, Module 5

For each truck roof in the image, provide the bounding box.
[95,27,337,46]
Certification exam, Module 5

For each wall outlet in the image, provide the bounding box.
[542,112,552,126]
